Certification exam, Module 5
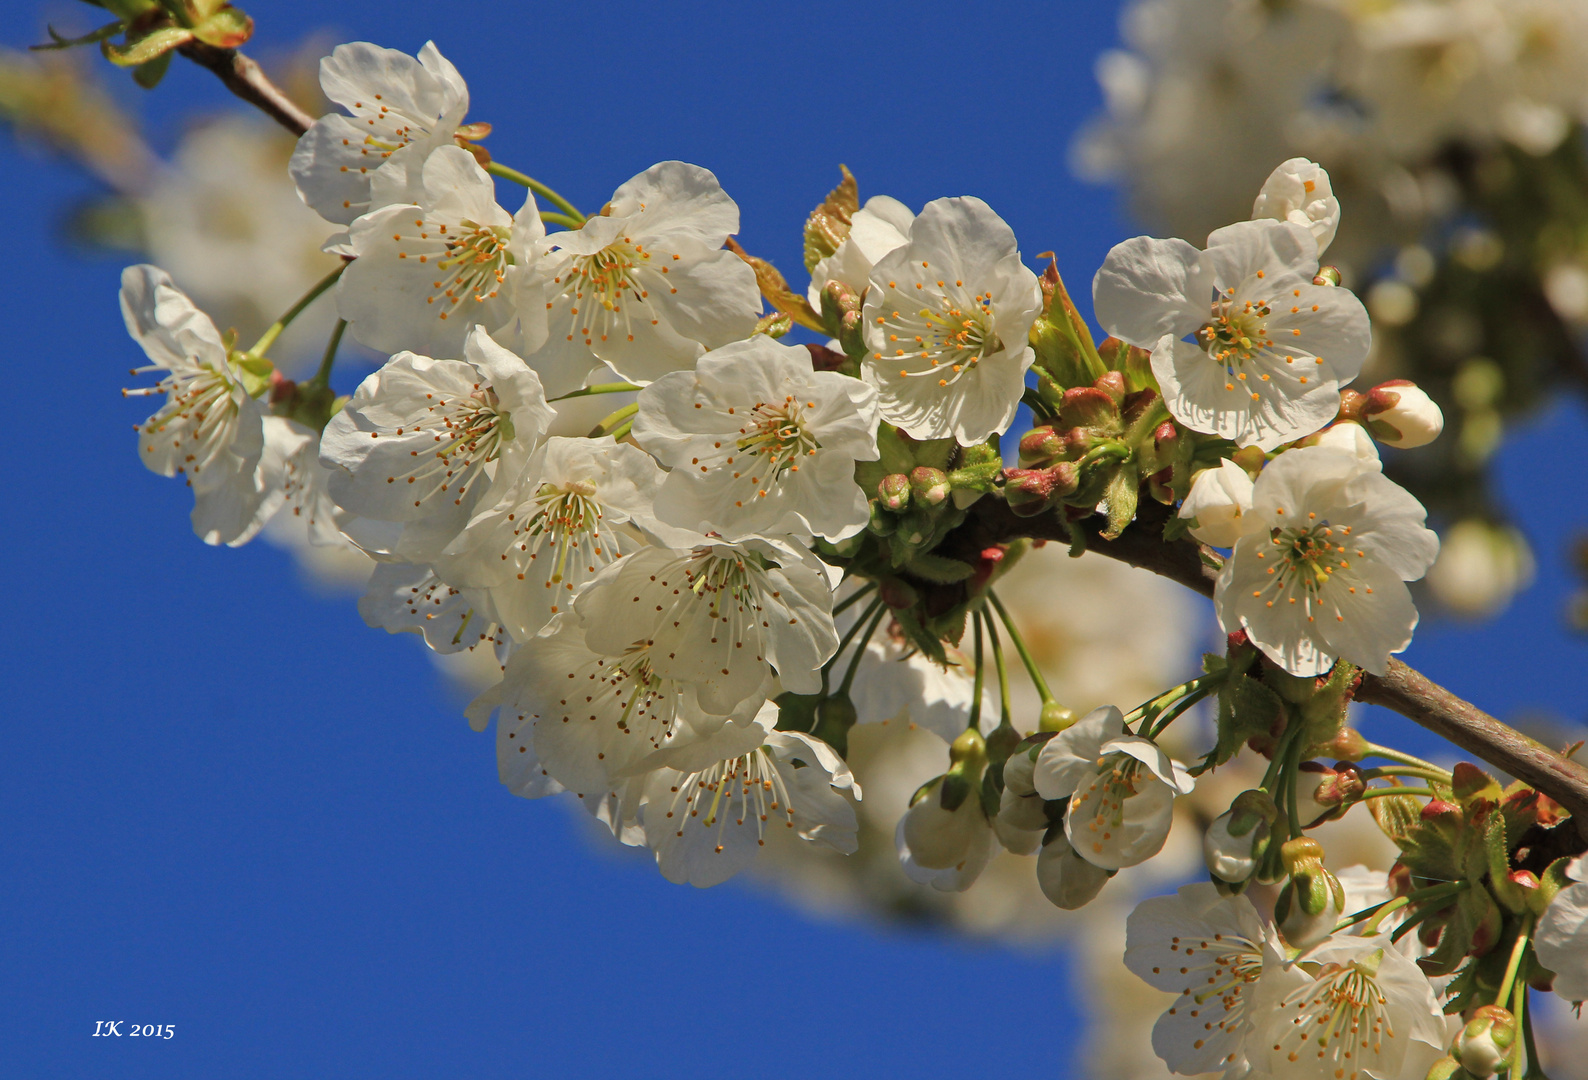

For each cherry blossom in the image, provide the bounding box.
[632,336,880,542]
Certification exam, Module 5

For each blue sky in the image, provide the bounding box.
[1,2,1583,1076]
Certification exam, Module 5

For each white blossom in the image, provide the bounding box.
[1215,445,1440,677]
[1535,856,1588,1003]
[289,41,469,226]
[841,603,996,742]
[1035,833,1111,909]
[121,264,286,547]
[895,804,993,893]
[320,326,557,562]
[993,785,1048,855]
[807,195,914,312]
[337,146,548,360]
[476,614,766,799]
[1245,936,1447,1080]
[1305,419,1381,465]
[357,561,507,656]
[1032,706,1194,870]
[861,196,1042,444]
[525,161,761,395]
[431,436,668,642]
[572,541,838,714]
[642,705,859,887]
[1094,219,1370,451]
[1124,883,1280,1076]
[1251,158,1340,256]
[1180,458,1258,548]
[633,336,880,542]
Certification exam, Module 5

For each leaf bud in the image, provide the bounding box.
[1361,380,1444,449]
[877,472,911,511]
[1454,1005,1517,1077]
[908,466,950,507]
[1036,832,1112,910]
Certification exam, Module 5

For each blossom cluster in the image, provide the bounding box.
[111,36,1588,1077]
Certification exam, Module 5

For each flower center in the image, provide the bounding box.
[874,287,1003,388]
[657,746,793,852]
[1071,754,1145,858]
[427,220,511,318]
[1248,514,1371,623]
[511,485,610,613]
[1271,961,1395,1079]
[127,360,242,476]
[734,395,821,492]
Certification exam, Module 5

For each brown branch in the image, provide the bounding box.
[176,42,313,137]
[970,497,1588,839]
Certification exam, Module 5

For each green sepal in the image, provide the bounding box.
[32,20,128,51]
[131,49,172,88]
[190,4,252,47]
[774,690,823,733]
[1213,674,1284,768]
[102,24,191,66]
[233,353,274,398]
[1532,856,1576,914]
[902,552,974,585]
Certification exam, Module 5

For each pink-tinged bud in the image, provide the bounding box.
[877,473,911,511]
[1059,386,1118,430]
[1361,380,1444,448]
[1003,463,1078,516]
[1226,629,1251,652]
[1389,862,1413,897]
[1294,761,1357,827]
[1093,370,1127,403]
[908,466,949,507]
[1421,799,1462,822]
[1508,869,1539,891]
[1019,426,1064,467]
[268,371,296,405]
[1326,727,1369,761]
[1153,420,1179,449]
[1313,265,1342,287]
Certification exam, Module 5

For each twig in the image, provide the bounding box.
[969,496,1588,839]
[176,42,314,137]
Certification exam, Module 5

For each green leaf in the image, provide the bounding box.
[1212,674,1283,767]
[31,20,126,51]
[903,553,974,584]
[131,50,172,88]
[803,165,858,271]
[102,25,191,66]
[1367,789,1424,849]
[1102,468,1139,540]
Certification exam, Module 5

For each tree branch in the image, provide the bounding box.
[176,42,313,137]
[971,497,1588,839]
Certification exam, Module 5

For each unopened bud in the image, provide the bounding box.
[1313,265,1342,287]
[877,473,911,511]
[1019,426,1064,466]
[1179,459,1256,547]
[1004,463,1078,516]
[1455,1005,1517,1077]
[867,500,897,535]
[1361,380,1444,449]
[1295,761,1361,827]
[908,466,950,507]
[1039,700,1078,732]
[1093,370,1126,403]
[1204,809,1271,883]
[1275,837,1346,949]
[995,787,1049,854]
[902,775,987,870]
[1301,419,1381,464]
[1037,833,1111,909]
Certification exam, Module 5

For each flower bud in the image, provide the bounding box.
[994,788,1048,854]
[1037,832,1111,910]
[908,466,950,507]
[1361,380,1444,449]
[867,500,897,535]
[1313,265,1342,287]
[1003,462,1078,516]
[1454,1005,1517,1077]
[1300,419,1381,464]
[902,775,987,870]
[1294,761,1362,827]
[877,473,911,511]
[1204,811,1270,883]
[1275,837,1346,949]
[1324,727,1369,761]
[1002,746,1039,797]
[1252,158,1340,254]
[1179,459,1256,547]
[1019,426,1064,467]
[1039,700,1078,732]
